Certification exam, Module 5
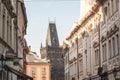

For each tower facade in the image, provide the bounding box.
[40,22,64,80]
[46,23,59,47]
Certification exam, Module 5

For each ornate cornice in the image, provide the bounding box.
[1,0,16,18]
[66,0,102,40]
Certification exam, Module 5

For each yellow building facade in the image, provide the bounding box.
[26,63,51,80]
[26,51,51,80]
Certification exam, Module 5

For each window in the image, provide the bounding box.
[42,76,46,80]
[31,67,36,79]
[104,7,107,16]
[116,34,119,55]
[103,7,107,23]
[42,68,46,75]
[107,3,110,19]
[75,62,77,73]
[111,0,114,14]
[10,25,12,45]
[79,59,83,72]
[14,28,17,51]
[102,43,107,62]
[115,0,119,11]
[95,49,99,65]
[109,40,112,59]
[2,14,5,39]
[112,37,115,57]
[7,16,9,43]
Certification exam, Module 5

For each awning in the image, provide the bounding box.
[4,65,33,80]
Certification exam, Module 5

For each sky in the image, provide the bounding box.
[24,0,80,56]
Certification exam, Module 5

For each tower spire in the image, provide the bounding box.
[46,21,59,47]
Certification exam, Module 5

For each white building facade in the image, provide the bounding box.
[65,0,120,80]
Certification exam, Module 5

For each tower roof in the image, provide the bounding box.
[46,22,59,47]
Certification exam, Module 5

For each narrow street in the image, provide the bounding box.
[0,0,120,80]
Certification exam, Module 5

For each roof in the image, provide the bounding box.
[26,51,50,63]
[66,1,101,40]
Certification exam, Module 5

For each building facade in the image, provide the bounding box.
[40,22,64,80]
[64,0,120,80]
[26,50,51,80]
[17,0,28,72]
[0,0,32,80]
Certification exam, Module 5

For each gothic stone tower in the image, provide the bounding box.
[40,22,64,80]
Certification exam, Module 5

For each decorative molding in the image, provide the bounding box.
[1,0,16,18]
[101,36,106,43]
[69,57,77,64]
[88,24,93,32]
[107,25,119,38]
[93,42,99,48]
[73,57,77,61]
[114,25,119,32]
[78,53,82,58]
[81,31,85,39]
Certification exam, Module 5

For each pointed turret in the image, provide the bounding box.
[46,22,59,47]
